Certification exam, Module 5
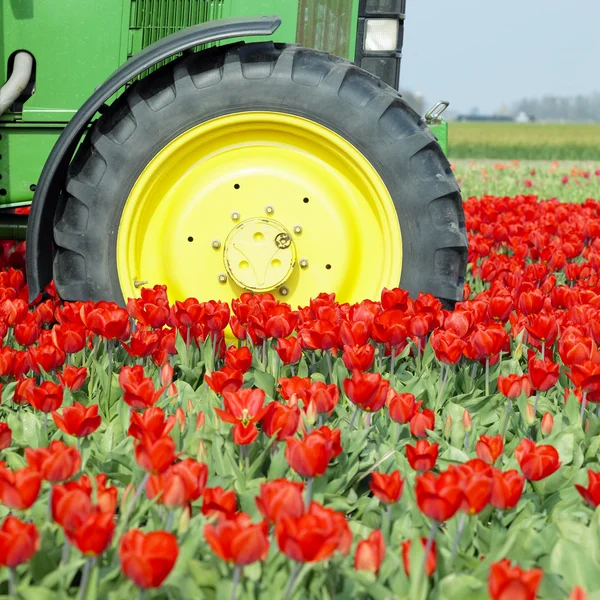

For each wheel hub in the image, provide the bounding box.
[223,218,296,292]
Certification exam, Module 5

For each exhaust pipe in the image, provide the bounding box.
[0,51,34,117]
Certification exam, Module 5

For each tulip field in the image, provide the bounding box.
[2,162,600,600]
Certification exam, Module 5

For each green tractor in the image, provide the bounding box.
[0,0,467,309]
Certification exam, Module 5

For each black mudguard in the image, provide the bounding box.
[26,15,281,302]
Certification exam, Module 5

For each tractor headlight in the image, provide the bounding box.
[363,19,400,52]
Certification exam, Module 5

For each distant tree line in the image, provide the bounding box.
[512,93,600,122]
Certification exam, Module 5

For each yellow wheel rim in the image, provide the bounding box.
[117,112,402,305]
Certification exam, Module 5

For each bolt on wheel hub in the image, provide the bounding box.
[223,218,296,292]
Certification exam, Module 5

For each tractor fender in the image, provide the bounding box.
[26,15,282,303]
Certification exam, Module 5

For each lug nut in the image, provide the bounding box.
[133,279,148,288]
[265,205,274,215]
[231,212,240,221]
[279,286,289,296]
[218,273,227,284]
[293,225,303,235]
[299,258,309,269]
[211,239,221,250]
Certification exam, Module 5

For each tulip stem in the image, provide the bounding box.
[290,364,295,377]
[8,568,16,597]
[231,566,242,600]
[283,563,302,600]
[421,520,437,578]
[501,400,512,439]
[390,346,396,385]
[450,514,466,565]
[325,351,333,384]
[436,365,449,411]
[121,473,149,527]
[533,391,540,415]
[79,558,92,600]
[349,406,360,429]
[541,341,545,361]
[485,358,490,397]
[107,339,113,409]
[305,477,314,509]
[386,504,392,539]
[580,392,588,424]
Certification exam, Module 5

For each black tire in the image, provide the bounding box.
[54,42,467,307]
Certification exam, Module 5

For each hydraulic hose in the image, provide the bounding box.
[0,51,33,117]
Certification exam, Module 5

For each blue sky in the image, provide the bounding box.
[401,0,599,114]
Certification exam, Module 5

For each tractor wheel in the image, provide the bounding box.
[53,42,467,308]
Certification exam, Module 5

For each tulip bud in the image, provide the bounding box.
[120,483,134,513]
[175,407,186,433]
[586,419,591,433]
[178,504,191,535]
[187,399,194,413]
[168,383,177,398]
[462,409,472,433]
[196,411,205,430]
[197,439,207,463]
[161,363,174,387]
[525,402,535,426]
[444,414,453,438]
[304,399,317,427]
[541,412,554,436]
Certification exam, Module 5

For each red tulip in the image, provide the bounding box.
[298,319,339,351]
[128,406,175,442]
[205,366,244,395]
[127,285,170,329]
[225,345,253,372]
[0,516,40,567]
[0,347,14,376]
[475,434,504,465]
[119,366,166,410]
[355,529,385,574]
[255,479,305,523]
[285,426,342,478]
[201,486,237,520]
[409,408,435,438]
[205,512,269,565]
[415,470,462,521]
[430,330,466,364]
[370,471,404,504]
[14,313,40,346]
[488,294,514,322]
[27,343,65,373]
[514,438,561,481]
[517,290,545,315]
[488,559,543,600]
[387,391,418,424]
[490,469,525,510]
[569,587,588,600]
[120,529,178,589]
[52,474,117,524]
[57,366,88,391]
[275,337,303,365]
[527,350,559,392]
[135,435,177,474]
[25,440,81,482]
[27,380,64,413]
[261,402,300,441]
[85,304,130,340]
[567,361,600,393]
[373,310,409,347]
[401,537,437,577]
[525,313,558,346]
[214,388,268,445]
[52,402,101,438]
[466,324,508,360]
[278,376,311,402]
[51,322,87,354]
[301,382,339,416]
[0,423,11,450]
[13,377,35,405]
[0,464,42,509]
[381,287,409,311]
[497,374,533,399]
[343,370,390,413]
[147,459,208,508]
[68,510,115,556]
[172,298,204,329]
[122,331,160,359]
[342,344,375,371]
[575,470,600,507]
[276,501,351,562]
[452,459,493,515]
[406,440,439,471]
